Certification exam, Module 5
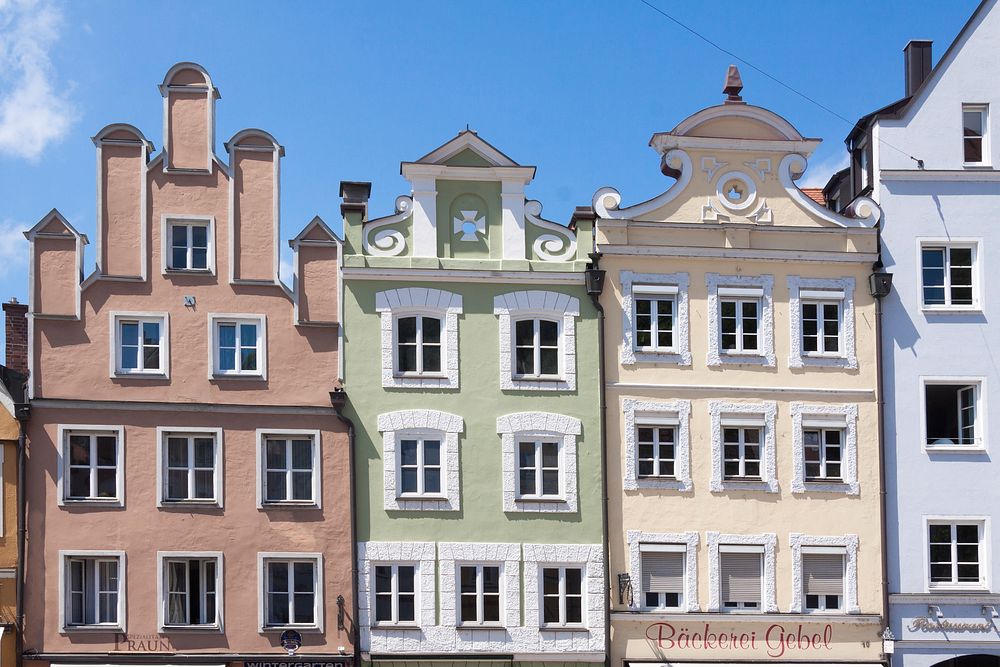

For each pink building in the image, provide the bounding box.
[22,63,355,667]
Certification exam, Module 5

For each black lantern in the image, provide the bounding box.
[869,271,893,298]
[586,251,605,296]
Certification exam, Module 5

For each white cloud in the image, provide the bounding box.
[279,255,294,289]
[800,151,849,188]
[0,0,75,160]
[0,219,28,279]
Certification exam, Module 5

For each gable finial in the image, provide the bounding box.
[723,64,745,104]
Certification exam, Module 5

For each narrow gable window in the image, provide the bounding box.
[963,104,989,165]
[168,221,210,271]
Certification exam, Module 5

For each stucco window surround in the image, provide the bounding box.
[917,239,983,313]
[626,530,699,612]
[254,429,322,510]
[497,412,580,513]
[161,214,216,275]
[494,291,579,391]
[706,273,775,367]
[523,543,605,642]
[208,313,267,380]
[257,552,324,633]
[375,287,463,389]
[920,376,987,454]
[787,276,857,369]
[708,401,778,493]
[109,311,170,378]
[56,424,126,508]
[924,516,991,592]
[359,541,436,647]
[379,410,463,511]
[790,403,859,495]
[58,549,127,633]
[619,271,691,366]
[622,398,692,492]
[156,551,224,632]
[707,532,777,613]
[788,534,859,614]
[155,427,224,508]
[438,542,520,629]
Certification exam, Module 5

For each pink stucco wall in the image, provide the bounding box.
[167,92,209,171]
[297,244,339,324]
[100,143,144,277]
[232,150,276,282]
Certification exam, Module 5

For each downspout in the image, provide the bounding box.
[14,400,29,667]
[871,231,892,665]
[329,389,359,667]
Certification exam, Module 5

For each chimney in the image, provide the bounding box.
[722,64,745,105]
[904,40,933,97]
[3,298,28,377]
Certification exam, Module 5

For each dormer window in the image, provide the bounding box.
[164,217,214,273]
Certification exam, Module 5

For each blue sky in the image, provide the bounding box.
[0,0,981,329]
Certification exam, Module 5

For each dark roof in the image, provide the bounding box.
[0,365,26,404]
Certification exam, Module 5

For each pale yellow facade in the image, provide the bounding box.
[595,89,886,665]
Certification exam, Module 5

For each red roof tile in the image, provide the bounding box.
[801,187,826,206]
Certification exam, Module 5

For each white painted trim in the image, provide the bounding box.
[706,532,777,613]
[788,533,859,615]
[56,425,126,507]
[207,313,267,380]
[363,195,412,257]
[668,104,804,141]
[494,291,580,392]
[916,238,983,313]
[108,311,170,379]
[375,288,463,389]
[881,168,1000,181]
[708,401,778,493]
[596,245,878,264]
[593,150,693,219]
[254,429,322,510]
[919,376,987,453]
[342,266,585,284]
[622,398,692,492]
[778,154,879,228]
[497,412,581,513]
[626,530,699,612]
[160,214,217,276]
[58,550,127,633]
[289,216,342,326]
[790,403,859,495]
[922,515,991,593]
[156,551,224,632]
[155,427,224,508]
[525,199,578,262]
[413,131,521,168]
[705,273,775,367]
[93,128,150,280]
[787,276,857,369]
[522,542,605,648]
[411,178,437,258]
[402,163,536,182]
[438,542,521,628]
[377,410,463,512]
[359,540,436,649]
[619,271,691,366]
[256,552,324,633]
[607,381,874,398]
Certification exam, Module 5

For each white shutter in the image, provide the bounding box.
[803,553,844,597]
[720,552,762,604]
[642,551,684,594]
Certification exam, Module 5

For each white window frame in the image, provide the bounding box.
[255,429,322,509]
[623,399,692,491]
[57,425,125,507]
[709,402,778,493]
[157,551,223,631]
[537,565,586,629]
[787,277,857,369]
[208,314,267,379]
[109,312,169,378]
[626,530,699,612]
[790,403,859,495]
[438,542,520,630]
[514,438,563,502]
[162,215,215,274]
[706,274,775,367]
[707,532,777,613]
[378,410,463,512]
[920,377,986,453]
[523,544,603,634]
[497,412,580,513]
[370,562,420,627]
[511,316,563,380]
[620,271,692,366]
[58,550,126,632]
[392,313,445,377]
[375,288,462,389]
[789,534,859,614]
[156,427,223,508]
[455,563,505,628]
[258,552,324,632]
[924,517,990,591]
[360,540,436,634]
[395,431,446,499]
[962,103,990,167]
[494,291,579,392]
[918,240,982,312]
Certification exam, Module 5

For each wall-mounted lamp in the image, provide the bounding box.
[585,252,605,297]
[869,271,893,298]
[982,605,999,619]
[928,605,944,619]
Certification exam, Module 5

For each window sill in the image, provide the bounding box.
[963,163,993,170]
[62,624,124,633]
[397,494,448,501]
[260,501,321,510]
[803,609,846,615]
[393,373,448,380]
[515,497,567,504]
[211,373,265,381]
[161,624,223,633]
[60,498,123,508]
[920,306,982,314]
[539,625,588,632]
[262,625,322,634]
[720,609,763,614]
[160,499,222,508]
[512,375,565,383]
[927,585,990,593]
[164,269,214,275]
[113,371,167,379]
[457,624,506,631]
[924,445,986,454]
[372,623,420,631]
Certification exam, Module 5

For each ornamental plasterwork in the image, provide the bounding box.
[788,533,860,614]
[522,543,605,649]
[619,270,692,366]
[593,149,693,220]
[789,402,860,496]
[364,195,412,257]
[701,156,728,180]
[493,290,579,391]
[705,273,776,367]
[787,276,858,369]
[377,409,464,512]
[626,530,699,612]
[525,200,577,261]
[622,398,692,492]
[497,412,581,513]
[375,287,463,389]
[358,540,436,650]
[453,209,486,242]
[743,158,772,179]
[706,531,778,613]
[708,400,779,494]
[438,542,521,628]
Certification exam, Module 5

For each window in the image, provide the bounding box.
[458,564,501,626]
[637,425,675,479]
[373,564,416,626]
[540,566,583,627]
[517,439,561,500]
[723,426,761,480]
[634,287,676,353]
[162,555,220,628]
[62,429,122,504]
[160,430,221,505]
[641,546,684,610]
[708,275,774,367]
[260,433,319,506]
[211,315,265,377]
[963,104,989,164]
[802,552,844,612]
[720,296,760,354]
[114,315,165,375]
[788,278,855,369]
[804,428,843,481]
[924,381,981,449]
[169,222,210,271]
[801,300,840,356]
[63,553,124,629]
[621,273,691,366]
[262,555,321,629]
[514,318,560,378]
[921,245,976,308]
[395,315,442,376]
[398,436,442,497]
[928,522,985,588]
[720,550,762,612]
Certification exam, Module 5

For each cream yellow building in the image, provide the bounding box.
[592,70,887,667]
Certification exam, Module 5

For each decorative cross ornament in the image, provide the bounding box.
[453,209,486,241]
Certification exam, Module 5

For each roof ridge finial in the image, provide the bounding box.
[723,64,745,104]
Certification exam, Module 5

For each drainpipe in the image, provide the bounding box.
[584,248,609,667]
[14,399,29,667]
[329,389,360,667]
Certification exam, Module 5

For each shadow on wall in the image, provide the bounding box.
[878,243,920,356]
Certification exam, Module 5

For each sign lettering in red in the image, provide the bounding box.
[645,622,834,657]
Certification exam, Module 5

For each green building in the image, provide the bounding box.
[339,131,605,665]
